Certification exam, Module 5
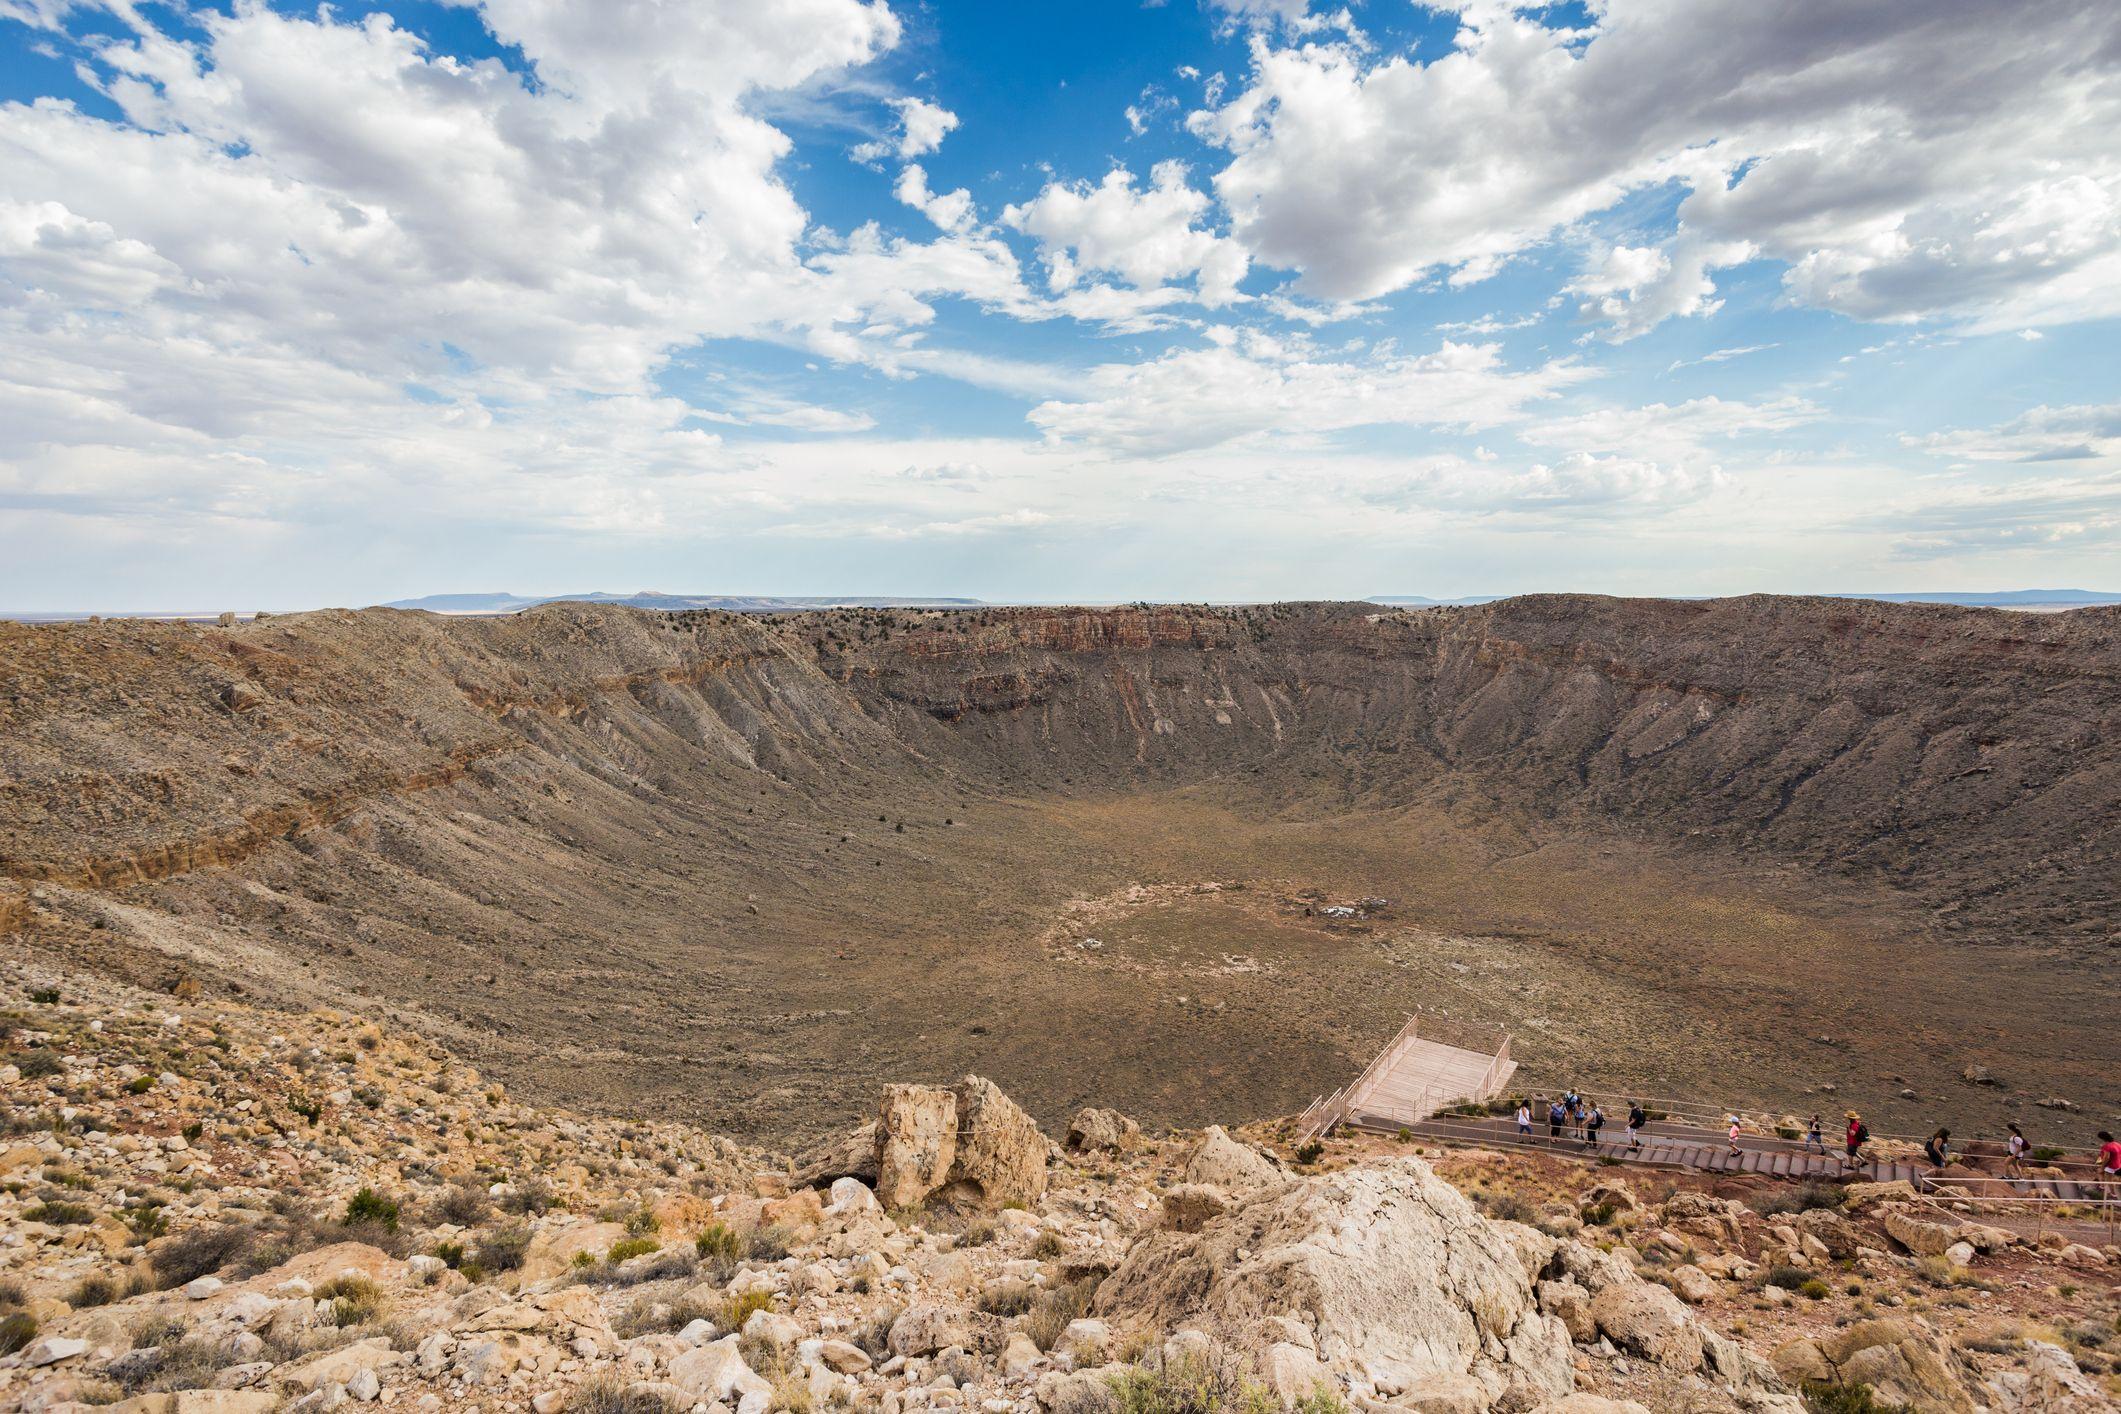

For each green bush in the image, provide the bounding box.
[607,1237,661,1264]
[343,1188,400,1231]
[25,1201,94,1226]
[720,1288,775,1331]
[568,1372,682,1414]
[1293,1141,1324,1165]
[0,1312,37,1357]
[152,1223,251,1286]
[475,1226,531,1273]
[1802,1383,1886,1414]
[127,1076,155,1095]
[623,1207,661,1237]
[315,1274,386,1327]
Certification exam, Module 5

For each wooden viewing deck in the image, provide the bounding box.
[1388,1111,2121,1202]
[1297,1012,1517,1141]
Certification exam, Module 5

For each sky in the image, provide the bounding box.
[1,0,2118,609]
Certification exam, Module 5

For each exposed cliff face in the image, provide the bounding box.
[809,597,2118,937]
[2,597,2115,1139]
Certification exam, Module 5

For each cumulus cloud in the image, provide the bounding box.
[853,95,959,162]
[1004,162,1249,308]
[1191,0,2121,333]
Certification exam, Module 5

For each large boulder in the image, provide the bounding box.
[1776,1319,1974,1413]
[796,1120,880,1188]
[873,1076,1049,1209]
[1588,1280,1702,1370]
[1985,1341,2108,1412]
[1181,1126,1286,1198]
[875,1084,959,1208]
[1066,1107,1142,1153]
[947,1075,1050,1207]
[1094,1158,1571,1407]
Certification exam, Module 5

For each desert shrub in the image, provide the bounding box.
[1579,1202,1617,1227]
[623,1207,661,1237]
[1471,1190,1536,1225]
[126,1076,155,1095]
[850,1308,899,1362]
[981,1279,1037,1317]
[16,1049,64,1080]
[181,1122,203,1142]
[118,1336,241,1393]
[316,1274,386,1327]
[28,988,61,1005]
[695,1222,741,1272]
[746,1224,791,1262]
[1030,1230,1065,1261]
[428,1186,493,1227]
[607,1237,662,1264]
[1026,1277,1098,1352]
[1293,1141,1324,1165]
[433,1241,466,1269]
[343,1188,400,1231]
[959,1217,997,1248]
[569,1372,682,1414]
[1799,1278,1832,1301]
[1750,1183,1847,1217]
[26,1200,94,1226]
[1756,1264,1814,1292]
[720,1288,776,1331]
[474,1225,531,1273]
[153,1223,252,1286]
[1802,1383,1885,1414]
[615,1291,719,1339]
[0,1311,37,1356]
[69,1274,121,1308]
[287,1095,321,1124]
[501,1180,554,1215]
[1107,1349,1316,1414]
[0,1277,25,1307]
[2030,1147,2065,1163]
[124,1202,170,1242]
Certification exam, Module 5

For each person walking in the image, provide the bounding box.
[1516,1100,1533,1138]
[1844,1110,1869,1169]
[1565,1090,1584,1140]
[1626,1100,1646,1154]
[1804,1114,1826,1155]
[1584,1101,1605,1150]
[1923,1128,1952,1169]
[1727,1113,1744,1157]
[2004,1122,2030,1178]
[2099,1130,2121,1203]
[1547,1096,1566,1143]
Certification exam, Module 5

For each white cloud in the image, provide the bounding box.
[1191,1,2121,333]
[1004,162,1248,308]
[1028,336,1592,456]
[1906,403,2121,465]
[853,94,959,162]
[1521,395,1822,465]
[893,164,975,233]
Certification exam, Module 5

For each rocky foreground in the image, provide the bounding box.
[2,963,2116,1414]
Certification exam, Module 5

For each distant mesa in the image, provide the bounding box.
[1367,589,2121,611]
[378,590,990,615]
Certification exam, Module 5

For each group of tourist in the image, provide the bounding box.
[1503,1092,2121,1188]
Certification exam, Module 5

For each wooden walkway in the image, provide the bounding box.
[1398,1113,2121,1201]
[1298,1013,1517,1141]
[1394,1111,1938,1185]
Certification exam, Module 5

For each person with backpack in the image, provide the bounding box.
[1584,1101,1605,1150]
[1844,1111,1870,1169]
[1564,1090,1583,1140]
[2099,1130,2121,1190]
[2004,1123,2030,1178]
[1626,1100,1646,1153]
[1548,1097,1566,1143]
[1923,1128,1952,1169]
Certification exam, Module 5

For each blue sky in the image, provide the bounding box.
[1,0,2118,608]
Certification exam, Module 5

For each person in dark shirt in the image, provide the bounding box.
[1923,1128,1951,1168]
